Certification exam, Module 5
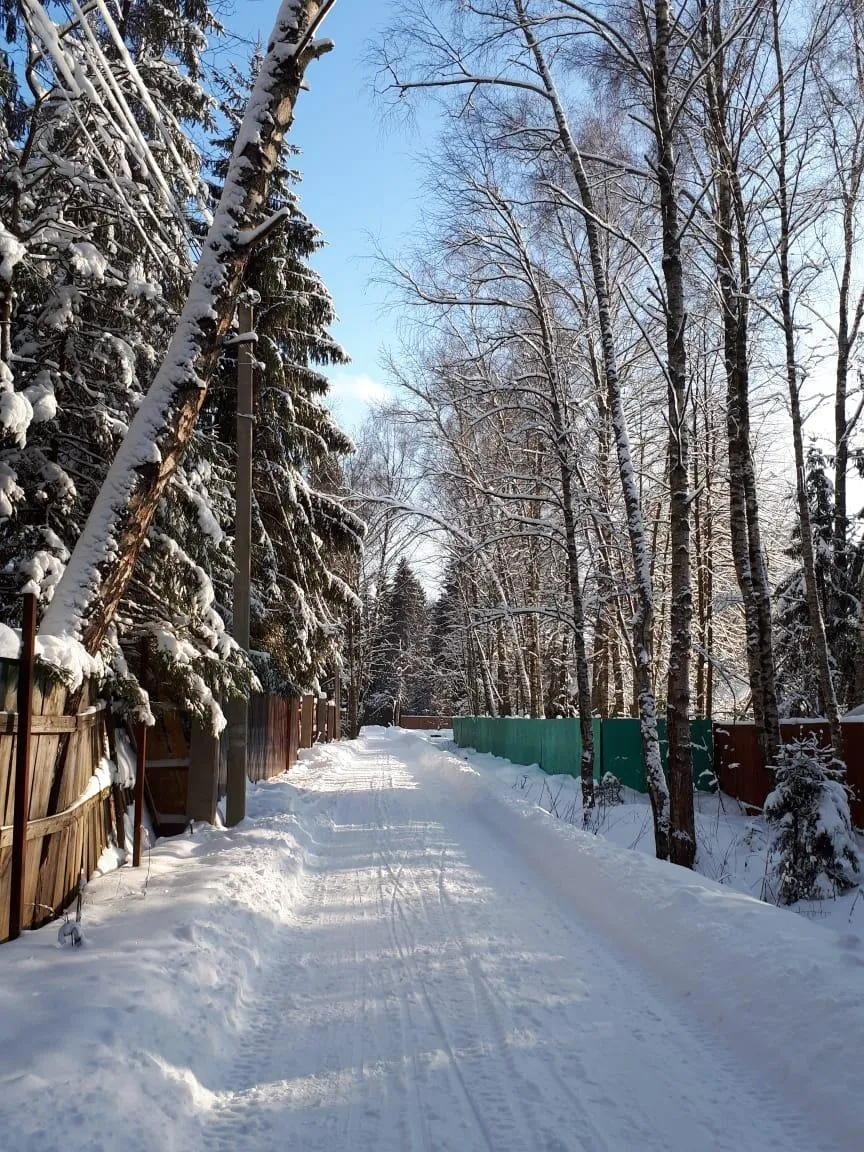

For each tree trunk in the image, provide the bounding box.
[700,0,780,762]
[655,0,695,868]
[560,464,597,812]
[41,1,336,655]
[771,0,844,759]
[516,1,669,858]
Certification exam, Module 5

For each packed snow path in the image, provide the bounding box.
[2,728,863,1151]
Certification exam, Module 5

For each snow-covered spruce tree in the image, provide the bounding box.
[363,558,430,724]
[0,1,255,725]
[31,2,336,701]
[764,736,860,904]
[204,57,363,696]
[427,562,471,717]
[774,450,862,716]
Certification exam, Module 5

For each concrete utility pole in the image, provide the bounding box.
[226,300,255,826]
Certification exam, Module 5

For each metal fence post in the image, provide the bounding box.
[132,640,148,867]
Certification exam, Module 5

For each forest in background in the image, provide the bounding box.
[342,0,864,869]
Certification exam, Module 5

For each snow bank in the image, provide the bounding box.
[414,731,864,1149]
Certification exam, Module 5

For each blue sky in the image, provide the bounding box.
[222,1,425,431]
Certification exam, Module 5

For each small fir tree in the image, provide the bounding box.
[764,737,860,904]
[428,563,470,716]
[363,558,430,723]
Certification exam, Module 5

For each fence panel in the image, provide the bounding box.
[248,694,294,782]
[398,715,452,730]
[0,660,116,942]
[597,719,642,791]
[714,720,864,827]
[452,715,714,792]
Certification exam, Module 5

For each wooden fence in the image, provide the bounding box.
[248,694,301,783]
[149,691,335,823]
[0,658,119,942]
[398,715,452,731]
[714,720,864,827]
[1,678,341,943]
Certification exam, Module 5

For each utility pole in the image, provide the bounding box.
[226,300,254,826]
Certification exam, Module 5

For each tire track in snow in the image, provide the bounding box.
[375,771,527,1152]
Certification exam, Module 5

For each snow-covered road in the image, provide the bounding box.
[2,728,862,1151]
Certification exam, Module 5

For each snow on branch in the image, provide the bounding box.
[39,0,338,664]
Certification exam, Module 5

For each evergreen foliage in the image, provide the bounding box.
[427,563,470,716]
[764,737,860,904]
[362,558,431,723]
[204,57,363,697]
[774,450,863,715]
[0,8,360,726]
[0,1,250,725]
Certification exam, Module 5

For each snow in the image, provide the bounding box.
[0,221,25,280]
[0,728,862,1151]
[0,389,33,446]
[69,240,108,280]
[19,548,67,602]
[452,734,864,937]
[23,376,57,423]
[0,623,103,690]
[0,461,24,519]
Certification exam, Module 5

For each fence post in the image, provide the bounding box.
[9,591,37,941]
[132,641,148,868]
[316,695,327,743]
[332,668,341,740]
[300,694,314,749]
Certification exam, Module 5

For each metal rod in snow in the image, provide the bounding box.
[226,301,254,827]
[132,640,148,868]
[9,592,37,941]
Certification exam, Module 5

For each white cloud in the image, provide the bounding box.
[327,371,390,406]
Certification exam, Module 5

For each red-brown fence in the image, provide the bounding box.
[248,694,300,783]
[398,715,453,731]
[714,720,864,827]
[1,680,336,944]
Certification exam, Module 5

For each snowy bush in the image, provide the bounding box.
[596,772,624,806]
[764,738,860,904]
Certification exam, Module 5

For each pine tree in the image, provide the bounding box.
[0,2,252,725]
[428,563,470,716]
[363,559,430,723]
[204,56,363,697]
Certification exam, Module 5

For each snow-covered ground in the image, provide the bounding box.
[446,734,864,938]
[1,727,862,1151]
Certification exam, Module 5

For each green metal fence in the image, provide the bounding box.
[452,716,714,793]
